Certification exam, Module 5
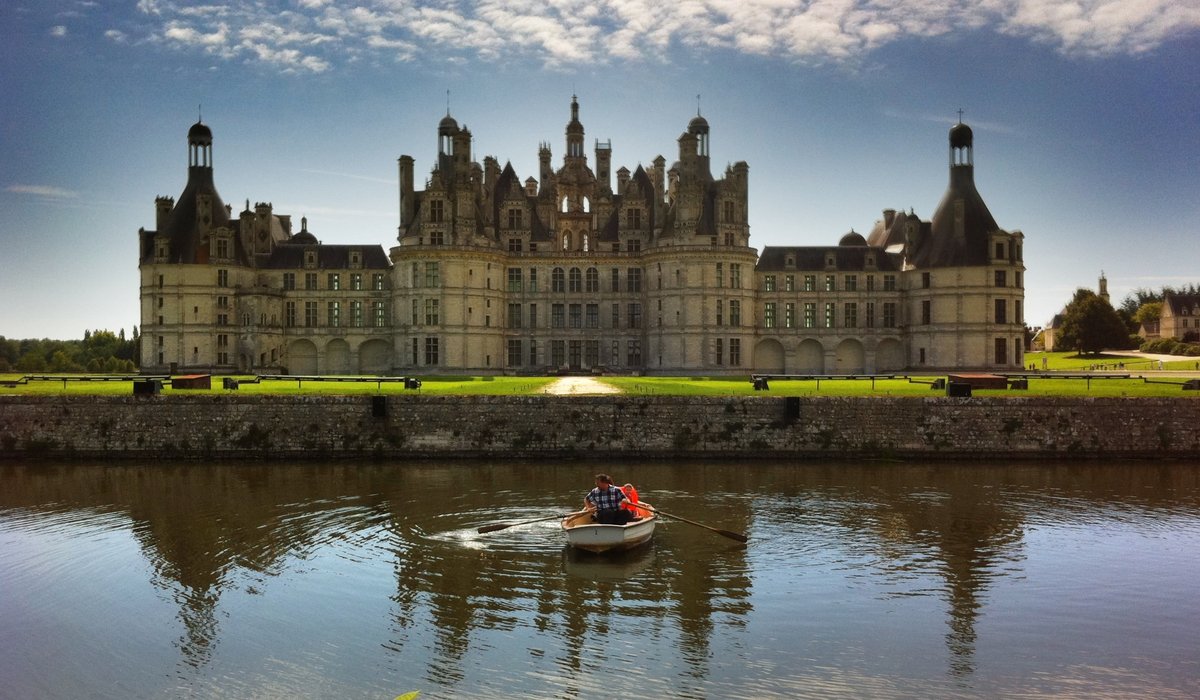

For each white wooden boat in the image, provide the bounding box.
[561,504,657,553]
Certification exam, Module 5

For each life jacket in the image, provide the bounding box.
[622,485,640,517]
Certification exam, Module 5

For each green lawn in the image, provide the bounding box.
[3,372,1197,398]
[1025,351,1200,372]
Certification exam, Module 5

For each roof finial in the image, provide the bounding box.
[957,108,964,124]
[198,103,202,123]
[697,93,702,116]
[446,89,451,116]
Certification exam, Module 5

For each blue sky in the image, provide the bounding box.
[2,0,1198,339]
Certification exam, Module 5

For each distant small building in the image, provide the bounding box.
[1161,293,1200,341]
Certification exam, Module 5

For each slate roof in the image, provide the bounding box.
[756,245,901,272]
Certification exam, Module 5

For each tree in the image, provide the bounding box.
[1056,289,1132,355]
[1133,302,1162,328]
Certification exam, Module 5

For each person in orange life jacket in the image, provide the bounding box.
[584,473,633,525]
[622,483,644,520]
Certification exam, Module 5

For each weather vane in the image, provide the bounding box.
[957,108,964,123]
[697,94,702,116]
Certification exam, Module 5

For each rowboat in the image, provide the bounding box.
[560,505,657,553]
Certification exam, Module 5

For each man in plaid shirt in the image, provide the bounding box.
[584,473,633,524]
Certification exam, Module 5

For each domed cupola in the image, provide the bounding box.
[290,216,318,244]
[919,116,999,268]
[437,112,459,172]
[565,95,585,159]
[159,120,230,263]
[688,111,710,159]
[839,229,868,247]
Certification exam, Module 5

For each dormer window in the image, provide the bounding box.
[304,250,316,268]
[350,250,362,269]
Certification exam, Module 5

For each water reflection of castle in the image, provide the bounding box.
[3,462,1195,686]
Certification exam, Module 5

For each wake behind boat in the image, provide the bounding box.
[560,504,657,553]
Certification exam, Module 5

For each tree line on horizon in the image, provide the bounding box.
[1054,284,1200,356]
[0,329,139,373]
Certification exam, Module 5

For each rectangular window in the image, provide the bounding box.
[824,302,835,328]
[569,304,582,329]
[866,275,875,292]
[922,272,931,288]
[866,302,875,328]
[716,263,724,289]
[730,300,741,327]
[305,272,317,290]
[627,239,641,252]
[328,273,340,290]
[995,242,1005,260]
[424,337,439,365]
[845,275,857,292]
[883,274,896,291]
[568,340,582,368]
[1015,300,1023,324]
[586,303,599,329]
[552,303,565,329]
[878,302,897,328]
[825,275,835,292]
[995,298,1007,324]
[729,339,741,366]
[995,337,1008,364]
[529,268,538,292]
[529,339,538,366]
[352,301,363,327]
[411,338,418,365]
[627,268,642,293]
[429,200,444,223]
[424,299,439,325]
[283,273,296,290]
[508,303,522,329]
[328,301,340,327]
[411,299,419,326]
[764,302,777,329]
[215,239,229,259]
[785,275,795,292]
[627,340,642,366]
[218,269,229,287]
[844,302,857,328]
[714,338,724,366]
[373,302,386,327]
[410,263,420,288]
[804,302,816,328]
[585,340,599,367]
[373,273,385,291]
[585,268,599,293]
[764,275,776,292]
[508,209,523,229]
[507,339,523,367]
[995,270,1007,287]
[508,238,522,252]
[304,301,318,327]
[610,268,620,292]
[424,263,439,287]
[351,273,363,291]
[1015,271,1022,288]
[529,303,538,329]
[628,303,642,329]
[922,300,932,325]
[785,303,795,328]
[716,300,724,327]
[611,304,620,328]
[569,268,582,293]
[804,275,816,292]
[551,340,566,367]
[731,264,742,288]
[508,267,523,292]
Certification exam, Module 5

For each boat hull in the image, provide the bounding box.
[561,507,656,553]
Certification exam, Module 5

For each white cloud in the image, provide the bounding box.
[105,29,129,43]
[6,184,80,199]
[50,25,68,38]
[113,0,1200,73]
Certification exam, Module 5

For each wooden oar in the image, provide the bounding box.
[477,511,584,534]
[636,503,748,543]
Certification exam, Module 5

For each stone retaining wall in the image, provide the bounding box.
[1,395,1197,460]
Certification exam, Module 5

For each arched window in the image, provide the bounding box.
[552,267,565,292]
[586,267,599,292]
[561,232,571,250]
[561,196,569,213]
[569,268,582,292]
[582,196,590,213]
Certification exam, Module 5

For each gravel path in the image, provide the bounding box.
[541,376,621,395]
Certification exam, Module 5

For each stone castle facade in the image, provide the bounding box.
[138,98,1026,375]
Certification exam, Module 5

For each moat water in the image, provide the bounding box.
[2,459,1198,699]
